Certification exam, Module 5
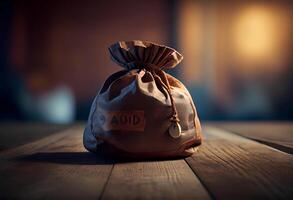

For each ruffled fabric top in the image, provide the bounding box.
[108,40,183,70]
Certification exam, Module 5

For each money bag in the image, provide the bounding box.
[83,40,202,158]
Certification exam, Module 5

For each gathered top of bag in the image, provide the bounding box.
[109,40,183,70]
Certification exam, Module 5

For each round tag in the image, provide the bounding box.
[169,122,182,139]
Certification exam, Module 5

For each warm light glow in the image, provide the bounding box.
[178,1,203,84]
[231,5,290,75]
[233,6,279,60]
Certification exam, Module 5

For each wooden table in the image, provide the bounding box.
[0,122,292,199]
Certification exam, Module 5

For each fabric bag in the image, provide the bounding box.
[83,40,202,158]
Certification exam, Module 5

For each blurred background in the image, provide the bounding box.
[0,0,292,123]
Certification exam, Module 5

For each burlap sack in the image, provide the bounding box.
[83,40,202,158]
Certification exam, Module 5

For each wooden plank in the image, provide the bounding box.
[101,160,211,200]
[186,126,293,199]
[0,125,113,199]
[0,122,69,151]
[212,122,293,154]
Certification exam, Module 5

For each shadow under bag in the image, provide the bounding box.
[83,40,202,159]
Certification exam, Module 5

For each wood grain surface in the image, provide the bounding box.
[101,160,211,199]
[0,124,210,199]
[0,122,69,151]
[186,126,293,199]
[0,123,293,199]
[0,126,113,199]
[212,122,293,154]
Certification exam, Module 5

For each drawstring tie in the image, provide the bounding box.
[143,66,182,139]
